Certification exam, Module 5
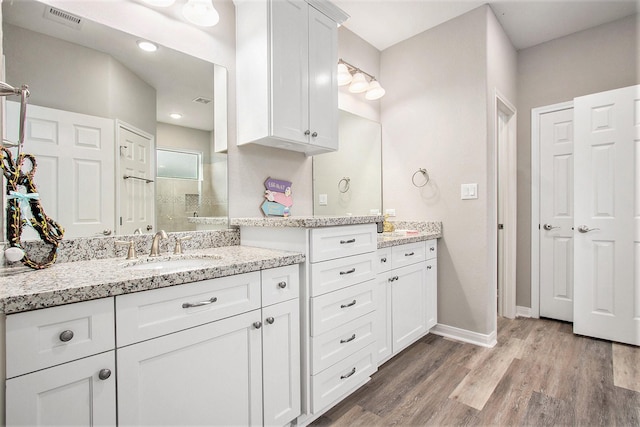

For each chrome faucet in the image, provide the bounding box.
[149,230,167,257]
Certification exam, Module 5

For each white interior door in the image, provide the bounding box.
[118,124,154,235]
[6,101,115,238]
[539,107,574,322]
[573,85,639,346]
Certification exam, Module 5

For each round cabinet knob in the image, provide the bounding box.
[304,130,311,136]
[430,247,435,252]
[102,229,112,236]
[266,317,275,325]
[427,265,432,270]
[278,281,287,289]
[311,132,318,138]
[59,330,74,342]
[98,369,111,380]
[253,321,262,329]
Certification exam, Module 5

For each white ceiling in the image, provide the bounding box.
[332,0,639,51]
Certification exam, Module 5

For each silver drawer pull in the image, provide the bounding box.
[340,268,356,275]
[182,297,217,308]
[340,367,356,379]
[388,276,398,283]
[278,281,287,289]
[59,330,74,342]
[380,257,387,263]
[340,334,356,344]
[266,317,275,325]
[98,369,111,381]
[405,252,415,256]
[341,300,357,308]
[340,238,356,244]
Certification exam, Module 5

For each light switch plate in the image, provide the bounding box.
[461,183,478,200]
[319,194,328,206]
[385,208,396,217]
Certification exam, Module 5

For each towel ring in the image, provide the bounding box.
[412,168,430,187]
[338,177,351,193]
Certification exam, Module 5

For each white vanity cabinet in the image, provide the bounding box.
[116,266,301,427]
[239,222,378,423]
[235,0,347,155]
[375,240,438,365]
[5,298,116,425]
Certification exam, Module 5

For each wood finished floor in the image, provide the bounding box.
[311,317,640,426]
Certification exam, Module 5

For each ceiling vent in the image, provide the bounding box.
[43,6,83,30]
[192,96,213,105]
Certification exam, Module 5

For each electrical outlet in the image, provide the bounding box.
[319,194,328,206]
[385,208,396,217]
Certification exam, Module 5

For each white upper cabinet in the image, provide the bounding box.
[235,0,347,156]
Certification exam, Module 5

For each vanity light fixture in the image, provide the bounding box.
[169,113,183,119]
[182,0,219,27]
[137,40,158,52]
[337,58,385,100]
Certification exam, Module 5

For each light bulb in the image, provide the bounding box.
[349,72,369,93]
[182,0,220,27]
[365,80,386,100]
[337,63,352,86]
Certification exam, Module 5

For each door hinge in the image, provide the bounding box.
[120,216,123,226]
[498,224,504,230]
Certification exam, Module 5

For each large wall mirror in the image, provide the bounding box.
[2,0,228,240]
[313,110,382,216]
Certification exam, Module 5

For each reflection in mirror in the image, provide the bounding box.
[313,110,382,216]
[2,0,228,239]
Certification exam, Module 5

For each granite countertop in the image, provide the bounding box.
[230,215,383,228]
[187,217,229,225]
[377,230,442,249]
[0,246,304,314]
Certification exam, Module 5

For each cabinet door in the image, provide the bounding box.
[6,351,116,426]
[262,299,301,426]
[308,5,338,151]
[271,0,309,144]
[425,259,438,330]
[374,275,392,364]
[391,263,427,353]
[117,310,263,426]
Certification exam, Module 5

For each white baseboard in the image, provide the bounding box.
[516,306,532,318]
[430,323,497,348]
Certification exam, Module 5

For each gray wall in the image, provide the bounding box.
[380,5,516,336]
[516,14,639,308]
[4,24,156,135]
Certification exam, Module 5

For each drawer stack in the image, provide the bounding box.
[308,224,378,412]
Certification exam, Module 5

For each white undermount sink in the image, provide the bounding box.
[124,255,223,272]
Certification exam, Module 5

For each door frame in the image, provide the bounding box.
[530,101,573,319]
[114,120,155,235]
[495,91,517,320]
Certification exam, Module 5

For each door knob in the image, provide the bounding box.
[577,225,600,233]
[543,224,559,231]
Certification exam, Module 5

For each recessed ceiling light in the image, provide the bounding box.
[137,40,158,52]
[170,113,183,119]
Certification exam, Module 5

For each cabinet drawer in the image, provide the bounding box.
[310,252,376,297]
[391,241,426,269]
[310,343,377,413]
[6,298,115,378]
[426,239,437,260]
[116,271,261,346]
[311,312,376,375]
[310,224,377,263]
[377,247,392,273]
[310,280,375,336]
[261,264,300,306]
